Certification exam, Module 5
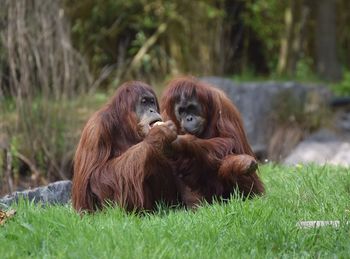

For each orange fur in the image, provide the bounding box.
[161,77,264,205]
[72,81,179,212]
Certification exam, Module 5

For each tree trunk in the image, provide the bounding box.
[315,0,342,81]
[277,2,293,76]
[278,0,308,77]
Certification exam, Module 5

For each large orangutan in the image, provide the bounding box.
[72,81,179,212]
[161,77,264,207]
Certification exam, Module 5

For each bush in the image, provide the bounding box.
[333,70,350,96]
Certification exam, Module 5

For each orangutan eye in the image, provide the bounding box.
[141,98,147,104]
[178,107,185,115]
[187,105,196,112]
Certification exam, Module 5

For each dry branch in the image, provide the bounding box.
[125,23,167,77]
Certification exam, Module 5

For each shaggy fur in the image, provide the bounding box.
[72,81,179,212]
[161,77,264,206]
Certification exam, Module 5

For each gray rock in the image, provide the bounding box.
[0,180,72,206]
[335,109,350,132]
[284,129,350,166]
[306,128,341,142]
[201,77,332,159]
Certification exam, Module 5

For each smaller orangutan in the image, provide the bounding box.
[161,77,264,207]
[72,81,179,212]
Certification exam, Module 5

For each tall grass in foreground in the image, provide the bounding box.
[0,0,95,194]
[1,164,350,258]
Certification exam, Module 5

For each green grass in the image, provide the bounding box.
[1,164,350,258]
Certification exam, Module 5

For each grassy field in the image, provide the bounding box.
[1,164,350,258]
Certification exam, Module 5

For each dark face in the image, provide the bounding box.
[136,92,162,136]
[175,94,206,136]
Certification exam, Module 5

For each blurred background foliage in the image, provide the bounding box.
[1,0,350,193]
[64,0,229,85]
[63,0,350,85]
